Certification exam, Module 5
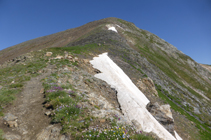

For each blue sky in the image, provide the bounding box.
[0,0,210,64]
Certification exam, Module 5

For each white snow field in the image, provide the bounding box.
[106,24,118,33]
[108,26,118,33]
[90,53,182,140]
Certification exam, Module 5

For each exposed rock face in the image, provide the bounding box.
[90,53,180,140]
[137,77,158,96]
[146,102,175,136]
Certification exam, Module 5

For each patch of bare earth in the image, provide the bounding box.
[0,65,58,140]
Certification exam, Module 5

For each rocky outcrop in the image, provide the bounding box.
[3,113,18,128]
[90,53,180,140]
[137,77,158,96]
[146,102,175,136]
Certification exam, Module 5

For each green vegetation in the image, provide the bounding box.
[123,31,211,131]
[0,89,20,115]
[132,133,156,140]
[117,19,139,32]
[121,52,147,78]
[0,51,47,115]
[47,43,107,55]
[78,125,155,140]
[124,30,211,100]
[0,129,4,140]
[40,50,155,139]
[155,84,211,140]
[42,70,155,139]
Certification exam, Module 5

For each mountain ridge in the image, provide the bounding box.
[0,17,211,140]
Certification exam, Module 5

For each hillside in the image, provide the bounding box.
[0,17,211,140]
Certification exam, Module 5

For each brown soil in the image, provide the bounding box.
[0,65,55,140]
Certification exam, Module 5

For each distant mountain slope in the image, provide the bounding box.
[0,18,113,64]
[0,17,211,139]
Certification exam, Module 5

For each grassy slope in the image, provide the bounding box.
[116,19,211,139]
[0,51,48,139]
[1,17,211,139]
[0,44,156,139]
[57,18,211,139]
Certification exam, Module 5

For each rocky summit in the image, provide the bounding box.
[0,17,211,140]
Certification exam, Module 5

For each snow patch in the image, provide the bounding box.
[106,24,118,33]
[108,27,118,33]
[90,53,182,140]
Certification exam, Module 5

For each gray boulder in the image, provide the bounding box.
[146,102,175,136]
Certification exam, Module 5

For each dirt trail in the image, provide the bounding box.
[1,65,55,140]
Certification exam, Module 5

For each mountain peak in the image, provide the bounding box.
[0,18,211,140]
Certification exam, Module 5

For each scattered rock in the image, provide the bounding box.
[74,57,79,61]
[83,59,90,64]
[44,103,52,108]
[160,104,173,119]
[137,77,158,96]
[45,111,51,116]
[66,55,73,60]
[64,51,69,59]
[7,121,18,127]
[46,52,53,57]
[3,113,18,128]
[100,119,106,123]
[23,131,28,135]
[94,69,101,73]
[55,55,64,59]
[3,113,18,122]
[146,102,175,136]
[194,107,201,114]
[10,55,27,64]
[191,121,194,125]
[67,67,74,71]
[40,88,44,94]
[78,120,85,123]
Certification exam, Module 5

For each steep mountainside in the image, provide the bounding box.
[0,17,211,140]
